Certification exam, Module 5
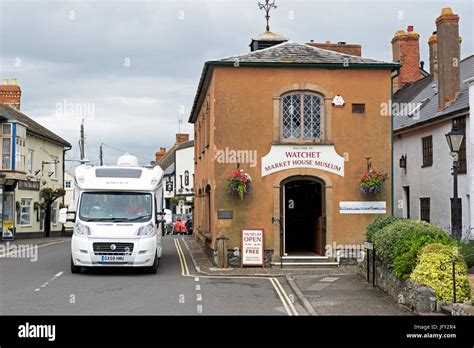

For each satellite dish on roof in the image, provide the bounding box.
[117,153,139,167]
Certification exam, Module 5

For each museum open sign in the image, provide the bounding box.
[241,229,264,267]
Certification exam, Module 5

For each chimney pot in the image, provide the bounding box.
[407,25,414,32]
[175,133,189,145]
[11,78,17,85]
[2,78,8,85]
[436,7,461,110]
[325,40,331,44]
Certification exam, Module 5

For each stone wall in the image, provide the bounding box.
[358,257,438,313]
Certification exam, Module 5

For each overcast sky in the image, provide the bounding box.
[0,0,472,172]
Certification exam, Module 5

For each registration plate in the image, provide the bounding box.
[101,255,125,262]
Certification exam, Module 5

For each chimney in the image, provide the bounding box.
[391,26,421,92]
[155,147,166,163]
[436,7,461,110]
[306,41,362,56]
[0,77,21,110]
[428,31,438,79]
[175,133,189,145]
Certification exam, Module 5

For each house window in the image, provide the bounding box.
[27,149,34,175]
[65,180,72,189]
[51,204,58,224]
[281,92,323,141]
[3,124,11,135]
[20,198,32,226]
[403,186,410,219]
[184,170,189,186]
[420,198,430,223]
[15,124,27,172]
[50,157,58,179]
[421,136,433,167]
[454,117,466,174]
[2,138,11,170]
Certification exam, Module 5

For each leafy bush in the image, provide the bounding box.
[459,241,474,269]
[392,222,455,279]
[365,216,402,243]
[411,243,471,302]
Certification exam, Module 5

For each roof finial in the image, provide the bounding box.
[258,0,277,32]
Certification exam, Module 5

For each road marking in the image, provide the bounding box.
[273,277,298,316]
[196,293,202,302]
[34,270,65,292]
[270,278,298,316]
[197,304,203,314]
[194,277,199,282]
[196,284,201,291]
[174,238,190,276]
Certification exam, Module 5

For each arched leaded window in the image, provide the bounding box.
[281,92,323,141]
[184,170,189,186]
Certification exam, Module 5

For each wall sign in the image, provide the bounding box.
[339,201,386,214]
[261,145,344,177]
[331,95,345,107]
[241,229,264,267]
[18,180,40,191]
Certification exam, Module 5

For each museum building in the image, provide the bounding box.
[189,28,399,267]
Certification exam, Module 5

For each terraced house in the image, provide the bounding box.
[189,26,399,267]
[0,78,71,239]
[393,8,474,241]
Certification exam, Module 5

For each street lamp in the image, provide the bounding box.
[445,121,464,241]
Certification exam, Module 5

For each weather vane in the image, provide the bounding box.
[258,0,277,32]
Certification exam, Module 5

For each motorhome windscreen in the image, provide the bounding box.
[79,192,152,222]
[95,168,142,178]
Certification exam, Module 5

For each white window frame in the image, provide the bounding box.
[27,149,34,175]
[20,198,32,226]
[51,203,58,224]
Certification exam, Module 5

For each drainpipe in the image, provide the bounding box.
[391,68,401,216]
[62,144,72,236]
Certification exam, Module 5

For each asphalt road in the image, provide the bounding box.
[0,236,299,316]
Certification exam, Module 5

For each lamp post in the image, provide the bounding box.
[445,121,464,241]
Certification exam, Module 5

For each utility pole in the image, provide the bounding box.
[99,143,103,166]
[79,119,85,163]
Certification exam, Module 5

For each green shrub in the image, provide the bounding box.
[411,243,471,302]
[365,216,402,243]
[372,219,409,266]
[392,222,455,279]
[459,241,474,269]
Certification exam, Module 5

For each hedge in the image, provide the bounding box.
[365,216,401,243]
[391,222,455,279]
[411,243,471,302]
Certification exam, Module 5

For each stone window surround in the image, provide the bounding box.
[273,82,333,144]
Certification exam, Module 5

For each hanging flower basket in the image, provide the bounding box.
[227,169,252,200]
[359,169,388,195]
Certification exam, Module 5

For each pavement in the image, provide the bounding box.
[183,237,414,316]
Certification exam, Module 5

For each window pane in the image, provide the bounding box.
[303,94,322,139]
[3,124,11,135]
[282,94,301,139]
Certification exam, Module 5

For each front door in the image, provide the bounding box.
[283,178,325,255]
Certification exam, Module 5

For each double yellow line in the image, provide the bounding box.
[270,277,298,316]
[174,238,190,276]
[174,238,298,316]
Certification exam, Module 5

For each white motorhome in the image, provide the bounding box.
[59,154,170,274]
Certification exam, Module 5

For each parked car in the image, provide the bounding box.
[173,217,187,234]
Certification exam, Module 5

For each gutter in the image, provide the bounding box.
[391,68,401,217]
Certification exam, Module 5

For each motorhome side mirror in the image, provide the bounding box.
[58,208,68,224]
[164,209,172,224]
[59,208,76,224]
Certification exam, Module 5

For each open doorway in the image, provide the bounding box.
[282,177,325,255]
